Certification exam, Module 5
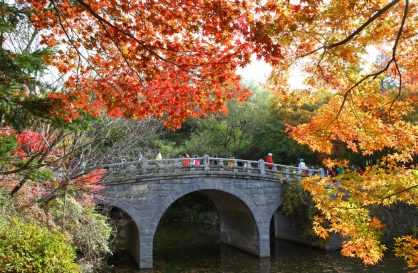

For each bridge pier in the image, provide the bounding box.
[126,221,140,265]
[273,210,342,250]
[138,231,154,269]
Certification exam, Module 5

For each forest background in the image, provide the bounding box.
[1,0,418,272]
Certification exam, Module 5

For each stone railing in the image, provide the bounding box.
[101,155,325,180]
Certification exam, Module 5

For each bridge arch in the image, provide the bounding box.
[95,200,143,265]
[263,195,285,224]
[137,182,271,268]
[151,182,262,225]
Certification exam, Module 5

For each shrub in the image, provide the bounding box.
[0,216,82,273]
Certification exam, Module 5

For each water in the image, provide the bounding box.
[110,223,415,273]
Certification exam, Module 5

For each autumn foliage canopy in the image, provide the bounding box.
[257,0,418,268]
[21,0,264,129]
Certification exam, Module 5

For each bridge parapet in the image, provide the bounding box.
[101,155,325,184]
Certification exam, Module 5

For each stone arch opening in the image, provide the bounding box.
[154,189,260,258]
[199,189,260,255]
[96,203,141,266]
[159,191,218,224]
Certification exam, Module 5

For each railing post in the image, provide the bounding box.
[319,168,325,178]
[204,155,210,171]
[246,161,252,173]
[260,159,265,174]
[190,157,195,171]
[219,159,224,170]
[141,158,148,174]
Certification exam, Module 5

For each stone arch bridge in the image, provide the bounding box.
[98,155,329,269]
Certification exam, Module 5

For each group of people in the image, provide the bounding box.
[266,154,310,174]
[139,150,369,177]
[153,150,221,167]
[149,150,315,173]
[180,153,200,166]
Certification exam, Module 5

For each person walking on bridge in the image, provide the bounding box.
[295,158,301,167]
[155,149,162,161]
[192,155,200,166]
[228,156,235,167]
[266,153,274,169]
[211,154,218,166]
[298,159,308,175]
[182,153,190,166]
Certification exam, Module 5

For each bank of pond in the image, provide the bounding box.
[106,192,417,272]
[109,222,412,273]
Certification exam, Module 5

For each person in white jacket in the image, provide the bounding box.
[298,158,308,175]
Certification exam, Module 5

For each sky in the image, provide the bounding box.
[236,56,272,83]
[237,47,379,88]
[236,56,305,88]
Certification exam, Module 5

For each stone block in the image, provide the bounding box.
[131,184,148,192]
[156,191,171,197]
[249,189,264,195]
[254,199,267,206]
[204,180,215,188]
[140,236,153,244]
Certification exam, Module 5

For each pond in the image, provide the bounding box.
[110,223,415,273]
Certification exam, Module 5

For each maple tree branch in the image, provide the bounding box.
[74,0,184,70]
[325,0,400,49]
[387,0,409,118]
[2,152,42,176]
[1,131,65,176]
[301,0,401,58]
[49,0,91,73]
[49,0,133,93]
[387,60,402,119]
[326,0,409,129]
[39,178,70,206]
[7,131,66,195]
[380,183,418,203]
[94,18,144,81]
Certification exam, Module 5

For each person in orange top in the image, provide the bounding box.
[228,156,235,167]
[266,153,274,169]
[182,153,190,166]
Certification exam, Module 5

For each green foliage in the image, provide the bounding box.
[161,81,272,159]
[161,192,215,223]
[0,185,112,272]
[253,99,321,165]
[0,134,17,167]
[152,138,181,159]
[160,81,323,163]
[0,216,81,273]
[281,181,328,247]
[47,196,112,271]
[30,167,55,181]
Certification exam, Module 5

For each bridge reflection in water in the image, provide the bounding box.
[98,155,328,269]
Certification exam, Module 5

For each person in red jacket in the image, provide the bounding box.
[266,153,274,169]
[182,152,190,166]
